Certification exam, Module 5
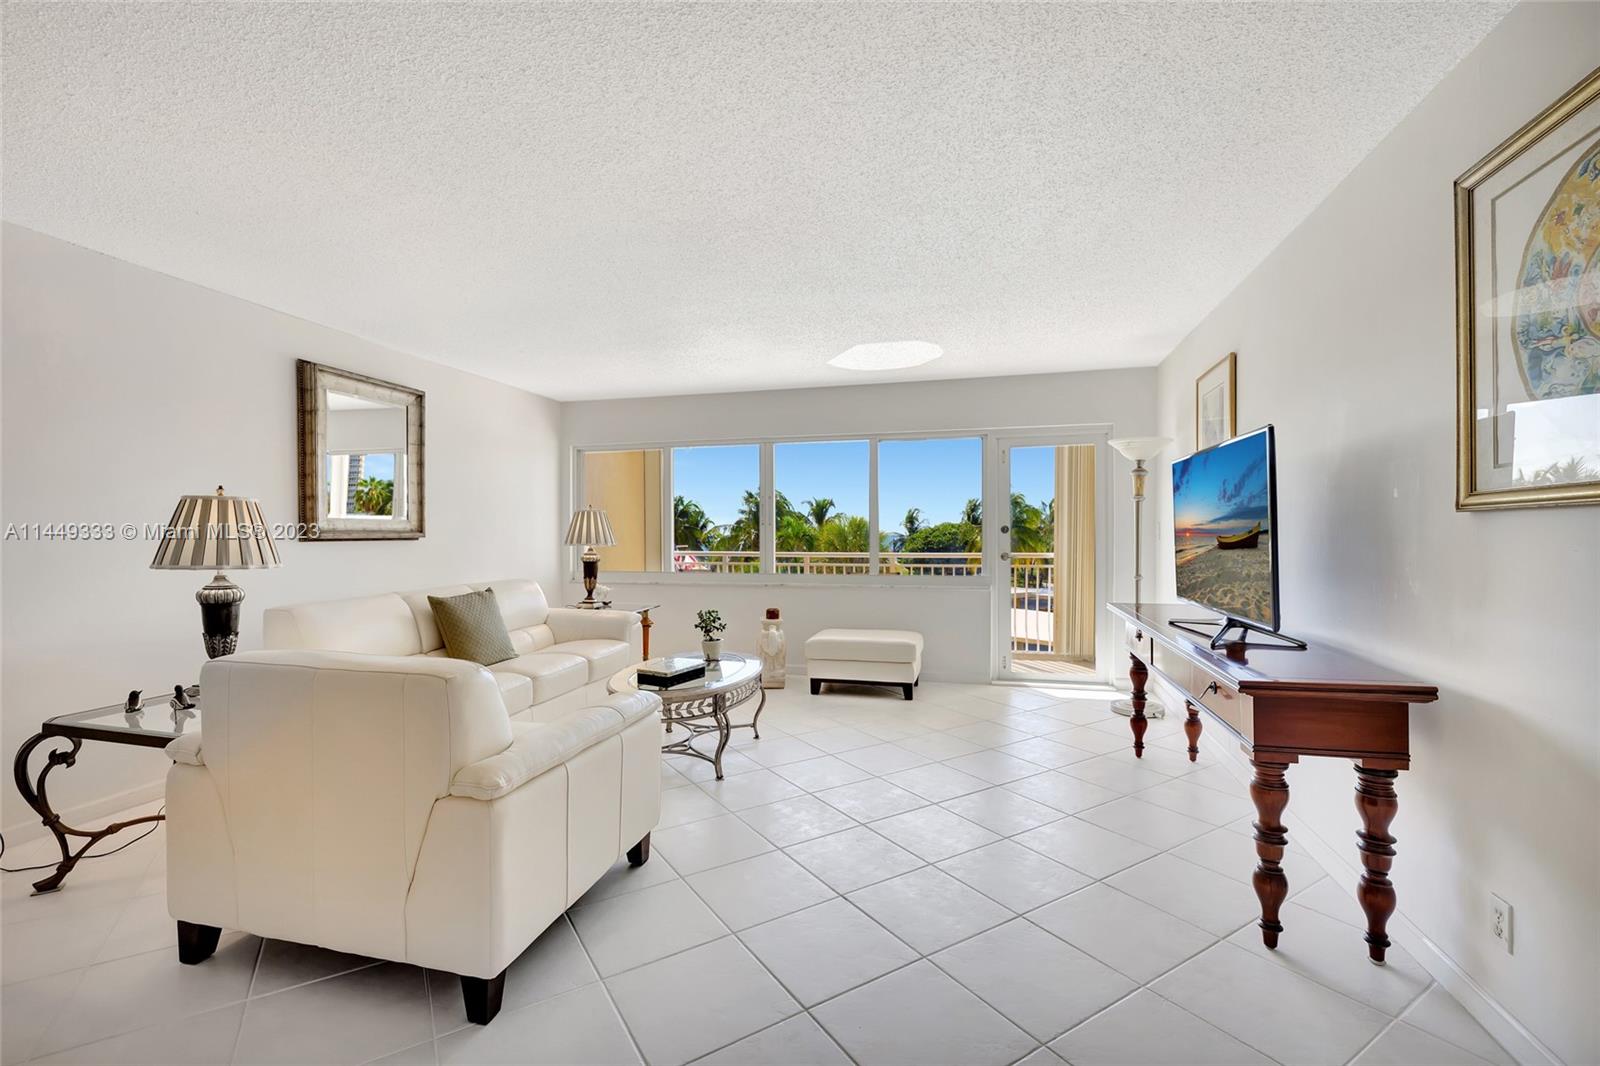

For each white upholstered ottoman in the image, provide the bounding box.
[805,628,924,700]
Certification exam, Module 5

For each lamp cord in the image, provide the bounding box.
[0,807,165,873]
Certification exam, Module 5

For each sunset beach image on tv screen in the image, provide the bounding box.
[1172,428,1276,627]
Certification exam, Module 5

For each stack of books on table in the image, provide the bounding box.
[636,655,706,689]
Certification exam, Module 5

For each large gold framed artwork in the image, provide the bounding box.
[1455,66,1600,510]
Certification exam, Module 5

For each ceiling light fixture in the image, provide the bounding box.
[828,341,943,371]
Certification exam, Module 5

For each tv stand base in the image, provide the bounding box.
[1169,615,1307,650]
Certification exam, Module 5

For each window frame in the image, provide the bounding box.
[325,448,407,521]
[571,430,994,589]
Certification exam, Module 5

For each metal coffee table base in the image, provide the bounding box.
[660,683,766,780]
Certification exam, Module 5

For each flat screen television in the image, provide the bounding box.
[1171,425,1299,647]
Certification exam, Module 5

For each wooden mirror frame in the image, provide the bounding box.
[296,360,426,540]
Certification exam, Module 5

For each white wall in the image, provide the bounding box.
[1148,5,1600,1062]
[562,370,1157,682]
[0,225,564,834]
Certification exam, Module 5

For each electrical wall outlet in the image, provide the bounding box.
[1490,893,1513,954]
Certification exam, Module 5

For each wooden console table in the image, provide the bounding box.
[1107,603,1438,964]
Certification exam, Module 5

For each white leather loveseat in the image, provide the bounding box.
[260,578,643,722]
[164,581,662,1025]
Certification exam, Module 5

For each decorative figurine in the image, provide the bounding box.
[759,607,787,688]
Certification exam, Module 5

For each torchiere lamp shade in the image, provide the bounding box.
[152,487,281,659]
[564,507,616,604]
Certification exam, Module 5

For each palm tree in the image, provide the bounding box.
[817,515,870,553]
[353,477,394,516]
[719,490,762,552]
[961,498,982,527]
[902,507,924,535]
[776,512,816,552]
[1008,492,1052,552]
[673,495,715,550]
[804,497,837,528]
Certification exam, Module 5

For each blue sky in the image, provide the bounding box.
[1172,432,1270,534]
[673,439,1056,532]
[363,453,395,480]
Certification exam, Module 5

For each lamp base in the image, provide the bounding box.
[196,573,244,659]
[581,551,599,604]
[1111,696,1166,720]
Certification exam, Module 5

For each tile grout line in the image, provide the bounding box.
[1338,979,1441,1066]
[560,910,652,1066]
[225,937,267,1065]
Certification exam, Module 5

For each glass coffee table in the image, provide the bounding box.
[608,653,764,780]
[12,687,199,893]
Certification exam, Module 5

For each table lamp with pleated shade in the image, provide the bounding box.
[150,486,282,658]
[564,507,616,604]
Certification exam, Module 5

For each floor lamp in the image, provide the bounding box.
[1107,437,1171,719]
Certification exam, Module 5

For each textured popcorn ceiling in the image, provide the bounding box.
[3,2,1510,400]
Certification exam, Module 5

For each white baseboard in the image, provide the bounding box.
[1147,674,1560,1066]
[2,777,166,849]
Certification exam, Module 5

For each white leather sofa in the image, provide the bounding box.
[262,578,642,723]
[165,581,662,1025]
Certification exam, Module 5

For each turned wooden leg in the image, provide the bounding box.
[1128,654,1149,758]
[176,921,221,965]
[1184,700,1202,762]
[639,609,653,660]
[1355,764,1400,965]
[627,832,651,867]
[461,969,507,1025]
[1249,756,1292,949]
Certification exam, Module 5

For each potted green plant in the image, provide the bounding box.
[695,608,727,663]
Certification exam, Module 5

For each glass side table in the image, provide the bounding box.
[565,602,661,659]
[11,688,199,894]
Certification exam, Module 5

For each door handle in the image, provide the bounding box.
[1000,552,1011,560]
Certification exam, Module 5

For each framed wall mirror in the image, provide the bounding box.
[297,360,425,540]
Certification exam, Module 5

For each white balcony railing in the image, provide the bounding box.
[672,550,985,576]
[1008,552,1056,654]
[669,549,1059,654]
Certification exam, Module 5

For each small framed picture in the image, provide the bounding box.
[1195,352,1237,450]
[1455,66,1599,510]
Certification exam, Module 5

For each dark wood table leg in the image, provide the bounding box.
[1249,754,1293,948]
[1183,700,1202,762]
[1355,763,1400,965]
[1128,654,1149,758]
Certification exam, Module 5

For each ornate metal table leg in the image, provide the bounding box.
[1355,763,1399,965]
[1249,755,1293,948]
[711,694,731,780]
[1128,654,1149,758]
[12,732,163,894]
[750,687,767,739]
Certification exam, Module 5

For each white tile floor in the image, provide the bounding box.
[1,681,1516,1066]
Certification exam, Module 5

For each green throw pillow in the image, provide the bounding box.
[429,588,516,666]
